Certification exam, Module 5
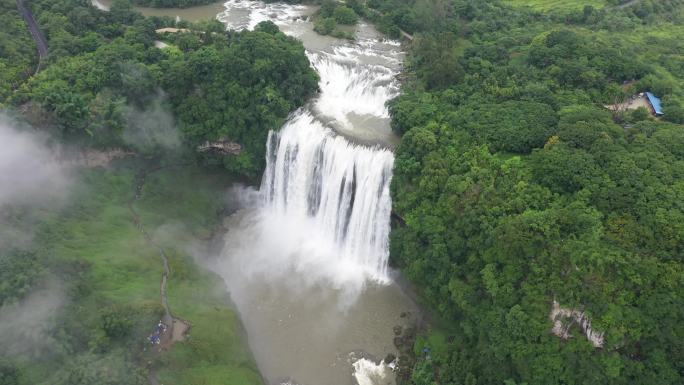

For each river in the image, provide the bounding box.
[94,1,418,383]
[215,2,418,385]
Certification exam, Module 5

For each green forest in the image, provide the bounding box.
[2,0,684,384]
[376,0,684,384]
[5,0,317,178]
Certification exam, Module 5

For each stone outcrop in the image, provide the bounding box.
[550,300,605,348]
[197,139,242,155]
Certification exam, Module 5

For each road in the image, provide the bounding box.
[16,0,48,71]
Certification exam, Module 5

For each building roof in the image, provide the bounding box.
[645,92,664,116]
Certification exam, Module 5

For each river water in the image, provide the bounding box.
[214,2,418,385]
[93,1,418,383]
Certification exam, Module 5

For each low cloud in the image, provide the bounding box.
[123,94,181,152]
[0,114,72,208]
[0,113,73,250]
[0,279,65,358]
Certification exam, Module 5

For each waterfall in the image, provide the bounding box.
[213,3,416,384]
[261,111,394,282]
[218,0,403,293]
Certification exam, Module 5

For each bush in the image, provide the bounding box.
[663,102,684,124]
[333,6,359,25]
[314,17,337,35]
[100,305,133,339]
[320,0,336,17]
[629,106,650,122]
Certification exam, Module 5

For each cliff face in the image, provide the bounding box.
[197,139,242,155]
[550,300,605,348]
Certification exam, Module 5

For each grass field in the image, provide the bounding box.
[135,166,263,385]
[10,161,261,385]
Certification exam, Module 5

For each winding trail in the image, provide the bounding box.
[16,0,48,72]
[127,163,191,384]
[615,0,641,9]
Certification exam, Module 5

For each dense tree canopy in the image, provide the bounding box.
[162,22,318,176]
[4,0,316,178]
[380,0,684,384]
[0,0,37,101]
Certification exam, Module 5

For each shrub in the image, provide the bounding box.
[333,6,359,25]
[314,17,337,35]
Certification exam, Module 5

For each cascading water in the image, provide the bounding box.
[261,111,394,283]
[218,7,402,288]
[213,3,417,385]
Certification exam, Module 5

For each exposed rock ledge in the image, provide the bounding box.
[61,148,135,168]
[550,300,605,348]
[197,139,242,155]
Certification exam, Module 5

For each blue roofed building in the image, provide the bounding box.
[645,92,664,116]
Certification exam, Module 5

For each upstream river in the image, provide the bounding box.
[93,1,419,384]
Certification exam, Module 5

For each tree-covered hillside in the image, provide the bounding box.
[0,0,37,101]
[5,0,317,178]
[377,0,684,384]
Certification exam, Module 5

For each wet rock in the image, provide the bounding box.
[393,336,403,347]
[384,353,396,364]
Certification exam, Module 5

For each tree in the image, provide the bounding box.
[334,6,359,25]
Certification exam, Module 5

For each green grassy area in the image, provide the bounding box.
[135,166,263,385]
[503,0,607,11]
[6,161,261,385]
[158,253,262,385]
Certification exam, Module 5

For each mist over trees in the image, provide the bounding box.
[0,0,314,383]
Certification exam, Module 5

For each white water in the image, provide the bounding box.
[261,111,394,284]
[352,358,396,385]
[213,2,415,384]
[220,0,309,30]
[219,0,403,295]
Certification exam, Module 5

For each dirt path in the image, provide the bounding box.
[128,163,191,384]
[399,29,413,41]
[616,0,641,9]
[16,0,48,72]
